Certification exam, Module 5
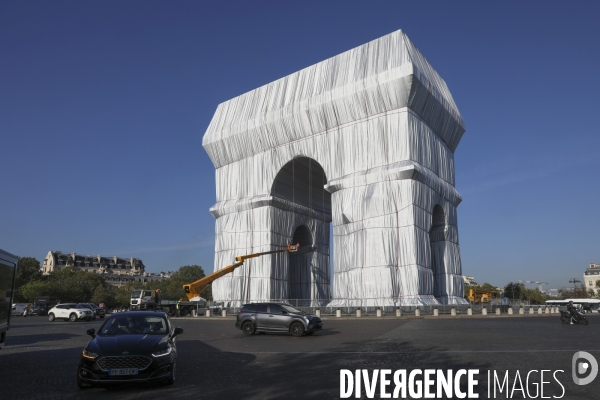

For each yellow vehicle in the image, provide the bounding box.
[183,243,300,301]
[467,288,495,303]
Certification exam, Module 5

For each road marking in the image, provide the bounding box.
[194,349,600,354]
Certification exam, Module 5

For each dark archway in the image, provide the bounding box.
[271,157,331,305]
[431,205,445,229]
[271,157,331,214]
[289,225,316,303]
[430,205,446,300]
[292,224,314,249]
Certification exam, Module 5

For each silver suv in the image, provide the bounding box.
[235,303,323,337]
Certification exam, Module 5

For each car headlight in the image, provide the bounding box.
[82,349,99,360]
[151,347,172,358]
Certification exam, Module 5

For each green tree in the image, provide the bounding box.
[19,266,106,303]
[164,265,208,301]
[14,257,42,302]
[91,284,115,306]
[521,288,546,305]
[504,282,525,301]
[19,280,52,303]
[111,281,140,308]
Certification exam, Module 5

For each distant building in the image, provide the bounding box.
[42,251,171,288]
[463,276,478,286]
[584,263,600,293]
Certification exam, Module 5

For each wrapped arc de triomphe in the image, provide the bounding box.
[202,30,469,307]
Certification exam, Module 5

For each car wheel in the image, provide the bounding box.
[166,360,176,385]
[242,321,256,336]
[290,322,305,337]
[48,313,55,322]
[69,313,78,322]
[100,316,105,319]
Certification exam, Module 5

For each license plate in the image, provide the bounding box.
[109,368,138,376]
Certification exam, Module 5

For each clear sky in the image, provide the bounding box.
[1,1,599,291]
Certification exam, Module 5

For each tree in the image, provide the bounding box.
[14,257,42,302]
[18,266,106,303]
[91,285,115,306]
[164,265,208,301]
[504,282,525,301]
[111,281,140,308]
[521,288,546,305]
[19,280,52,303]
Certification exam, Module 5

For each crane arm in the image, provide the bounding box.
[182,243,300,300]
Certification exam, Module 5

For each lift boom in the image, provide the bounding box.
[182,243,300,301]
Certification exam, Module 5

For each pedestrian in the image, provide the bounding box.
[176,300,180,317]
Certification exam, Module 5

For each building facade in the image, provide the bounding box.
[584,263,600,294]
[42,251,170,288]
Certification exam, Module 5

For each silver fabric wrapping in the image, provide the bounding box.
[203,30,468,307]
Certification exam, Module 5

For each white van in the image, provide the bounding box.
[11,303,31,316]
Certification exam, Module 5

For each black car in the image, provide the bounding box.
[77,311,183,388]
[235,302,323,336]
[81,303,106,318]
[28,304,47,316]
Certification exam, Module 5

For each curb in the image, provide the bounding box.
[171,313,563,321]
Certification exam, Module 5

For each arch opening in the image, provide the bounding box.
[429,205,446,300]
[271,157,331,214]
[271,157,331,306]
[292,224,314,250]
[431,205,445,229]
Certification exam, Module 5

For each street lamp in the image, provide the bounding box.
[569,278,581,297]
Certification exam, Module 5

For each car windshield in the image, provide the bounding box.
[99,315,168,335]
[131,290,142,299]
[281,305,304,314]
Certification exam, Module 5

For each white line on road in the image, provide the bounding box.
[194,349,600,354]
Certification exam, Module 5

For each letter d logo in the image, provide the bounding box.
[572,351,598,385]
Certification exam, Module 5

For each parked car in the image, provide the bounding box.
[28,304,48,316]
[11,303,31,316]
[80,303,106,318]
[77,311,183,388]
[235,302,323,336]
[76,304,96,320]
[48,303,94,322]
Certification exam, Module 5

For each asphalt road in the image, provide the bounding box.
[1,314,599,399]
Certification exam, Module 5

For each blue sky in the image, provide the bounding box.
[1,1,599,291]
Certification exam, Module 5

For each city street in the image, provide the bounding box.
[1,314,599,399]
